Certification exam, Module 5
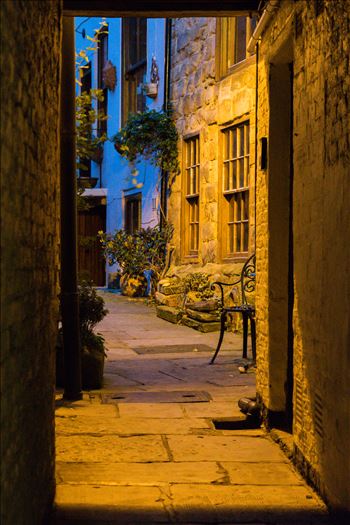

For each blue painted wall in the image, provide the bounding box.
[75,17,166,285]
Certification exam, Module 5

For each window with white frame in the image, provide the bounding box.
[222,122,250,256]
[184,135,200,255]
[217,16,257,78]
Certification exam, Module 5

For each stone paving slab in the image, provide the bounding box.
[117,402,185,418]
[56,404,118,418]
[56,434,169,462]
[169,484,330,524]
[56,416,211,435]
[56,461,224,486]
[220,461,304,485]
[54,294,332,524]
[182,401,246,419]
[166,435,287,463]
[55,485,169,523]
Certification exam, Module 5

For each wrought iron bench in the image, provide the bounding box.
[210,253,256,364]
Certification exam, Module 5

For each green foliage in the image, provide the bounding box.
[98,223,174,286]
[76,88,108,170]
[182,273,215,300]
[78,280,108,355]
[112,109,180,180]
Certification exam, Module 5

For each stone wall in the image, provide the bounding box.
[169,17,256,275]
[255,0,350,515]
[0,1,61,523]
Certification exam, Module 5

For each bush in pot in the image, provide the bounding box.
[98,223,173,297]
[56,280,108,389]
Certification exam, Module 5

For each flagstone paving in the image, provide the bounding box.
[54,292,332,524]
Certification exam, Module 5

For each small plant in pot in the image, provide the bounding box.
[56,281,108,389]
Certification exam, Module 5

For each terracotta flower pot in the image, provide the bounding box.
[120,274,148,297]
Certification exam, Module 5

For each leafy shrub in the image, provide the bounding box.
[98,223,174,290]
[182,273,215,301]
[112,109,180,179]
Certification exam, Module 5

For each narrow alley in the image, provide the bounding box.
[54,293,330,524]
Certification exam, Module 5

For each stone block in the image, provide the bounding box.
[186,309,220,323]
[55,485,168,522]
[181,315,220,332]
[155,291,182,307]
[56,461,225,486]
[157,278,184,295]
[167,435,287,463]
[185,298,219,311]
[156,305,183,324]
[56,434,169,463]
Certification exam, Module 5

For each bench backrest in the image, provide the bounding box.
[238,253,256,305]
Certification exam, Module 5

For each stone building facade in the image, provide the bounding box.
[168,3,350,518]
[0,0,61,523]
[168,16,257,278]
[254,0,350,517]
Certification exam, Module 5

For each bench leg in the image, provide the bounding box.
[210,310,227,364]
[242,312,248,359]
[250,315,256,362]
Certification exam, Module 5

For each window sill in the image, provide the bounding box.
[218,54,256,81]
[222,253,249,264]
[182,254,200,264]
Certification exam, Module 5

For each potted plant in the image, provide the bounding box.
[98,224,173,297]
[56,280,108,389]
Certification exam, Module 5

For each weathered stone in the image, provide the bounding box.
[155,291,182,307]
[181,315,220,333]
[55,485,168,522]
[185,298,219,312]
[56,434,169,463]
[156,305,183,324]
[167,435,287,463]
[157,278,184,295]
[186,308,220,322]
[56,461,225,486]
[169,484,329,524]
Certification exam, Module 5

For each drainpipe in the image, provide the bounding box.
[60,16,82,401]
[160,18,172,230]
[247,0,280,55]
[254,41,259,251]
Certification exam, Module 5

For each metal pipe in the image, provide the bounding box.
[247,0,279,54]
[160,17,172,230]
[254,42,259,251]
[60,16,82,401]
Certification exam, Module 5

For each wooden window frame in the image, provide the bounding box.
[97,25,108,136]
[216,16,257,79]
[122,18,147,123]
[124,192,142,234]
[220,121,250,260]
[182,134,200,259]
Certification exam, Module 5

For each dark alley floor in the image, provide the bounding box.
[54,292,332,524]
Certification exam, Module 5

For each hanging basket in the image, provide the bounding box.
[102,60,117,91]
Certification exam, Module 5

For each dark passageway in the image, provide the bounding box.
[54,293,331,524]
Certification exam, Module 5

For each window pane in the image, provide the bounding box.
[243,222,249,252]
[235,223,241,252]
[232,128,237,158]
[239,125,245,156]
[239,158,245,187]
[235,17,247,63]
[243,193,249,220]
